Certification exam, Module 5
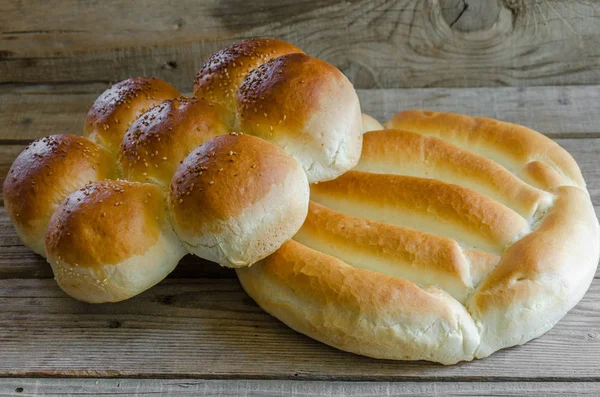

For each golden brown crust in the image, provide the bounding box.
[468,185,599,357]
[170,133,301,232]
[294,202,498,300]
[239,110,597,363]
[311,170,529,254]
[169,133,309,268]
[119,96,230,187]
[46,180,166,268]
[237,53,330,137]
[386,110,585,189]
[237,53,363,182]
[518,160,567,190]
[357,129,552,219]
[252,240,440,316]
[237,240,481,364]
[84,77,180,153]
[472,187,595,301]
[2,135,118,256]
[193,38,303,119]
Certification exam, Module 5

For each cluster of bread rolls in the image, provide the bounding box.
[3,38,364,303]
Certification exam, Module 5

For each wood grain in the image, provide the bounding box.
[0,277,597,379]
[2,84,600,143]
[1,0,599,88]
[1,379,600,396]
[359,86,600,137]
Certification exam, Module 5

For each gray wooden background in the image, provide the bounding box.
[0,0,599,395]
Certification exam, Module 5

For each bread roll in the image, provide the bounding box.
[193,38,303,123]
[45,180,186,303]
[120,96,230,187]
[169,133,309,268]
[237,53,363,182]
[3,135,118,257]
[84,77,180,154]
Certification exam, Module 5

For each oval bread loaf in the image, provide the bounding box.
[237,110,600,364]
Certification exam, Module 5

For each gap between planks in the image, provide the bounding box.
[2,379,600,396]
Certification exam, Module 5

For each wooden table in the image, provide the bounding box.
[1,0,599,395]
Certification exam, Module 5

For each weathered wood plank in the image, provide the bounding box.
[2,85,600,142]
[358,86,600,137]
[1,1,600,88]
[1,379,600,396]
[0,146,22,202]
[1,137,598,279]
[0,277,597,379]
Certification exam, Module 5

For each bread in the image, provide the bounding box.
[193,38,303,123]
[84,77,180,154]
[7,37,343,302]
[194,39,362,183]
[169,133,309,268]
[237,110,599,364]
[46,180,186,303]
[237,53,363,183]
[3,135,118,256]
[120,96,230,187]
[361,113,384,133]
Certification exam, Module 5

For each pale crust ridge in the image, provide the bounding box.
[357,129,553,220]
[294,202,498,301]
[311,170,529,254]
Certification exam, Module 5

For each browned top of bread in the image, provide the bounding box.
[357,129,551,220]
[193,38,303,116]
[295,201,498,300]
[236,53,363,182]
[386,110,585,189]
[237,53,348,138]
[46,180,167,268]
[241,239,463,329]
[84,77,180,153]
[119,96,230,187]
[3,135,118,234]
[169,133,300,232]
[311,170,529,254]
